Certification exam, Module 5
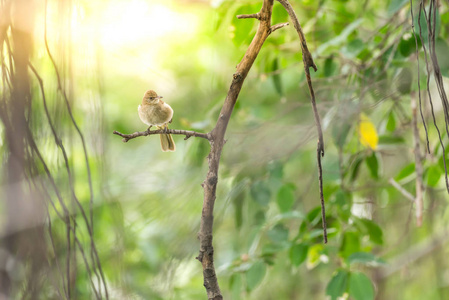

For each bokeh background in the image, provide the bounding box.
[1,0,449,299]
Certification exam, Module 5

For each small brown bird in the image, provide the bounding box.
[138,90,176,152]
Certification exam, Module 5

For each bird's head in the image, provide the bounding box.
[143,90,163,104]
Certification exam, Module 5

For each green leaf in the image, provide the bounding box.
[340,231,361,258]
[378,135,405,144]
[276,183,295,213]
[250,181,271,206]
[262,243,287,257]
[233,190,245,228]
[268,161,283,179]
[254,210,266,225]
[289,243,308,266]
[230,273,242,300]
[356,218,383,245]
[435,37,449,77]
[426,165,441,187]
[357,48,372,61]
[271,3,289,25]
[350,157,364,182]
[326,270,349,300]
[386,112,396,132]
[365,152,379,180]
[349,272,375,300]
[324,57,338,77]
[414,8,440,46]
[306,206,322,226]
[398,34,421,57]
[342,38,365,58]
[348,252,384,265]
[395,163,415,181]
[246,261,266,291]
[333,190,351,221]
[387,0,408,16]
[306,244,324,269]
[316,19,363,55]
[267,224,289,243]
[231,4,259,46]
[271,58,283,95]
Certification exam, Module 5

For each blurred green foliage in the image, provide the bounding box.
[3,0,449,299]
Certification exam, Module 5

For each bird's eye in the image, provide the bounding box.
[150,97,154,100]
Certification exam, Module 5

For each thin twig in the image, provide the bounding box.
[43,0,109,296]
[276,0,317,71]
[410,0,430,153]
[236,13,261,20]
[26,68,100,298]
[317,145,327,243]
[113,129,210,143]
[389,178,415,202]
[277,0,327,243]
[418,1,449,193]
[269,22,289,33]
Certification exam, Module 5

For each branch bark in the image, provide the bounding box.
[197,2,277,298]
[113,129,210,142]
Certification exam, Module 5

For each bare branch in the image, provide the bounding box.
[276,0,317,71]
[237,13,261,20]
[277,0,327,242]
[113,129,210,143]
[43,0,108,296]
[196,1,278,298]
[317,145,327,243]
[269,22,289,34]
[418,1,449,193]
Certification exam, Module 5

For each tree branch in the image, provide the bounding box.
[276,0,317,71]
[113,0,323,297]
[236,13,261,20]
[196,1,277,299]
[269,22,289,34]
[113,129,210,142]
[277,0,327,243]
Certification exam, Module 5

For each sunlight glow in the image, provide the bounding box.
[99,1,198,49]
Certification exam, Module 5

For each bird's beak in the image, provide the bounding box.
[158,96,163,99]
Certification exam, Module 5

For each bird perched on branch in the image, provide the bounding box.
[138,90,176,152]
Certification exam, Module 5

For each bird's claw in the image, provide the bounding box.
[146,126,152,134]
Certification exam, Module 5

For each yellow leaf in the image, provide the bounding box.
[358,113,378,150]
[306,244,324,269]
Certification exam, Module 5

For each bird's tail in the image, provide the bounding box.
[158,125,175,152]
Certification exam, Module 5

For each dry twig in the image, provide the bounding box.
[276,0,326,243]
[113,129,209,142]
